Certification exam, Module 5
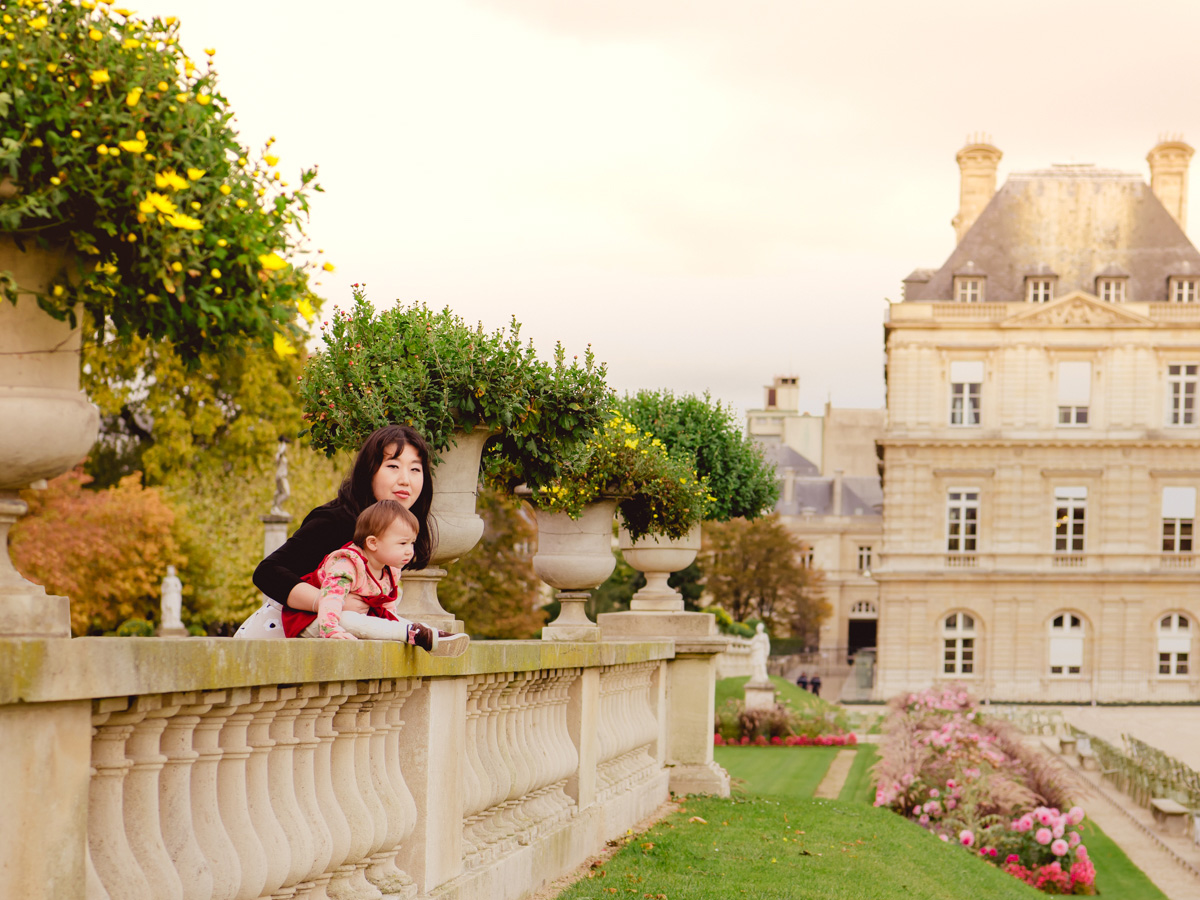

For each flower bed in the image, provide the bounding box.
[873,686,1094,895]
[713,732,857,747]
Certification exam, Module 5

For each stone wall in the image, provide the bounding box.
[0,637,675,900]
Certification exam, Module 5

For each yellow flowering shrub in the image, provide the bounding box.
[530,413,712,541]
[0,1,322,358]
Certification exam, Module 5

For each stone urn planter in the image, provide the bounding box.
[533,497,618,641]
[0,238,100,637]
[618,521,702,612]
[396,427,492,631]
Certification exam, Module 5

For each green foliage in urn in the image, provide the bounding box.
[530,412,712,542]
[0,1,324,357]
[616,389,778,521]
[299,287,610,480]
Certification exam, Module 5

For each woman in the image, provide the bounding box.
[235,424,437,638]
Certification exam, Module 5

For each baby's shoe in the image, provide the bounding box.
[406,622,438,652]
[432,629,470,658]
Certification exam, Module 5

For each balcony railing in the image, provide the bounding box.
[880,552,1200,573]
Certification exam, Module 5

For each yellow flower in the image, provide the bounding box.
[96,145,109,156]
[49,176,61,186]
[218,184,231,195]
[258,252,287,271]
[204,47,216,56]
[125,87,142,107]
[264,154,279,167]
[118,139,146,153]
[680,478,687,485]
[127,234,137,242]
[122,38,140,50]
[154,169,189,191]
[322,262,335,272]
[186,168,205,181]
[30,138,42,148]
[297,297,315,323]
[156,81,168,91]
[88,28,103,42]
[138,193,176,215]
[216,239,227,247]
[175,92,189,103]
[196,93,212,106]
[45,63,58,73]
[52,285,64,297]
[210,268,221,278]
[273,333,297,358]
[188,201,200,210]
[89,69,110,84]
[166,212,202,230]
[29,16,47,30]
[171,262,183,272]
[114,7,134,15]
[235,198,247,208]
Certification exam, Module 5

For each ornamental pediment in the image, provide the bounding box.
[1001,292,1153,328]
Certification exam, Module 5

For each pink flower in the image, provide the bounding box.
[919,814,930,825]
[959,829,975,847]
[1035,828,1053,846]
[1069,831,1080,848]
[1052,823,1064,839]
[946,799,957,810]
[1076,844,1088,860]
[1006,854,1020,864]
[1051,839,1069,856]
[929,788,940,798]
[1067,806,1085,825]
[939,834,949,842]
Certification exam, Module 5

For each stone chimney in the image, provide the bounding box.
[1148,136,1194,231]
[831,469,844,517]
[951,135,1003,243]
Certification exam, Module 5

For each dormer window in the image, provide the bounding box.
[1171,278,1199,303]
[1096,277,1127,303]
[1026,278,1055,303]
[955,277,985,303]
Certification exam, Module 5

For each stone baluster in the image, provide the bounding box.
[294,692,335,900]
[214,688,268,900]
[460,675,489,866]
[313,686,355,899]
[85,715,114,900]
[477,676,510,858]
[265,686,314,898]
[244,687,292,898]
[535,670,571,828]
[499,673,535,844]
[363,681,409,894]
[117,695,185,900]
[89,701,153,900]
[191,694,241,900]
[348,682,390,895]
[595,670,616,798]
[158,694,216,900]
[487,675,519,856]
[517,672,554,829]
[550,669,581,825]
[328,686,383,899]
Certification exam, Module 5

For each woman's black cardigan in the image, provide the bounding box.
[252,501,355,606]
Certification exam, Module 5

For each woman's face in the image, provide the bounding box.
[371,443,425,509]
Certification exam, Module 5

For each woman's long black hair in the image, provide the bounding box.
[336,425,436,570]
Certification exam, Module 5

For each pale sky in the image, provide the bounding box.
[135,0,1200,419]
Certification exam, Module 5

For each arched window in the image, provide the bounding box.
[1158,613,1191,677]
[942,612,976,676]
[1049,613,1084,676]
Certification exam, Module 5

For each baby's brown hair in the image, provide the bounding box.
[353,499,419,546]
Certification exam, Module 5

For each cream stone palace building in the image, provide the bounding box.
[875,137,1200,702]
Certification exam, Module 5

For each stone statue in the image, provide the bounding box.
[749,622,771,684]
[270,438,290,517]
[160,565,184,632]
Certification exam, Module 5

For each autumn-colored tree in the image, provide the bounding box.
[700,514,829,640]
[439,488,548,639]
[10,469,185,635]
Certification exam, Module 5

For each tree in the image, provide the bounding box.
[10,469,185,635]
[439,488,547,639]
[700,514,828,640]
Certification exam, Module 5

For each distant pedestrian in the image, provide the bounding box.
[796,671,809,691]
[810,673,822,697]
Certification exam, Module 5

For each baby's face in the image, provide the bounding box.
[370,518,417,570]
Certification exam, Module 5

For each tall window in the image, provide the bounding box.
[1162,487,1196,554]
[1167,364,1198,426]
[947,489,979,553]
[1172,279,1199,303]
[1158,613,1191,676]
[1049,613,1084,676]
[943,613,977,675]
[1054,487,1087,554]
[955,278,984,303]
[1097,278,1126,303]
[799,548,815,568]
[1056,361,1091,426]
[1026,279,1054,303]
[949,361,983,426]
[857,546,872,573]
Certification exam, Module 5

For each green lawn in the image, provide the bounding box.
[715,675,836,716]
[837,744,879,804]
[1075,819,1169,899]
[716,746,839,799]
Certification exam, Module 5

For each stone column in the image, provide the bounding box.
[597,609,730,797]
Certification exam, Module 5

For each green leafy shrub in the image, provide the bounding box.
[0,1,322,356]
[617,389,779,520]
[115,616,155,636]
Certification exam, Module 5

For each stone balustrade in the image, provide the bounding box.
[0,636,677,900]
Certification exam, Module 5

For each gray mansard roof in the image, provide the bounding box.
[904,165,1200,304]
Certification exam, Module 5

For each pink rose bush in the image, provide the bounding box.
[874,686,1095,895]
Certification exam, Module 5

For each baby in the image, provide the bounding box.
[283,499,469,657]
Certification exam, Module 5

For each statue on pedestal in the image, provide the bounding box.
[158,564,187,636]
[270,438,290,517]
[749,622,771,685]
